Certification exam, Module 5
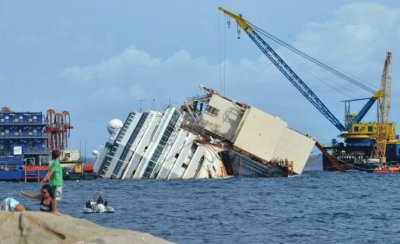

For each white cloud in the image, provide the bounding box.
[164,50,192,66]
[60,45,280,106]
[295,2,399,72]
[62,46,162,82]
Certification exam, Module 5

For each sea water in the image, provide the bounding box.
[2,169,400,243]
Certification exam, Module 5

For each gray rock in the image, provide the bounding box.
[0,212,172,244]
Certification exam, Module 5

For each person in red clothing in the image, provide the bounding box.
[41,149,63,215]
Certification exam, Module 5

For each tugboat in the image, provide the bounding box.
[63,163,100,180]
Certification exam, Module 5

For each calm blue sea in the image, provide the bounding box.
[2,166,400,243]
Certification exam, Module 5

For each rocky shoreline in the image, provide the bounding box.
[0,211,171,244]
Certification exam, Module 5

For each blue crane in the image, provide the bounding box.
[343,91,381,128]
[218,7,378,132]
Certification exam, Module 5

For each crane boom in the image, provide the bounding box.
[219,7,346,131]
[379,52,392,125]
[374,52,392,160]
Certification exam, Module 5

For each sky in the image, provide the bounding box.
[1,1,400,158]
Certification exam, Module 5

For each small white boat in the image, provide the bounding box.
[83,201,114,214]
[83,194,114,214]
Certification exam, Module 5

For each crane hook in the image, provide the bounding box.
[237,25,241,39]
[227,17,231,28]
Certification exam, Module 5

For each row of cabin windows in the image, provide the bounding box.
[0,144,47,150]
[0,129,40,135]
[0,115,40,122]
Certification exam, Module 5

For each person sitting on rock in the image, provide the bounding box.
[20,184,55,213]
[0,197,25,212]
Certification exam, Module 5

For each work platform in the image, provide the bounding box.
[23,166,49,182]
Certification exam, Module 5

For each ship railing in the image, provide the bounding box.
[0,148,51,156]
[0,134,48,139]
[186,94,211,102]
[24,148,51,154]
[0,121,47,125]
[0,161,24,167]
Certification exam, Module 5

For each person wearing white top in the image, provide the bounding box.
[0,197,26,212]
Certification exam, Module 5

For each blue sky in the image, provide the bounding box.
[1,1,399,157]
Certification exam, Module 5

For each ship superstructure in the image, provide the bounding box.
[183,87,315,176]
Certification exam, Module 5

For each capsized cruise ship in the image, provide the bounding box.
[93,87,316,179]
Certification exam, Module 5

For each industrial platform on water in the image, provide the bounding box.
[0,107,96,181]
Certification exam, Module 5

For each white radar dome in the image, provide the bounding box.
[107,119,123,135]
[92,150,99,156]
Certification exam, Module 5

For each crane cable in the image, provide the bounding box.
[245,19,376,94]
[218,13,227,96]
